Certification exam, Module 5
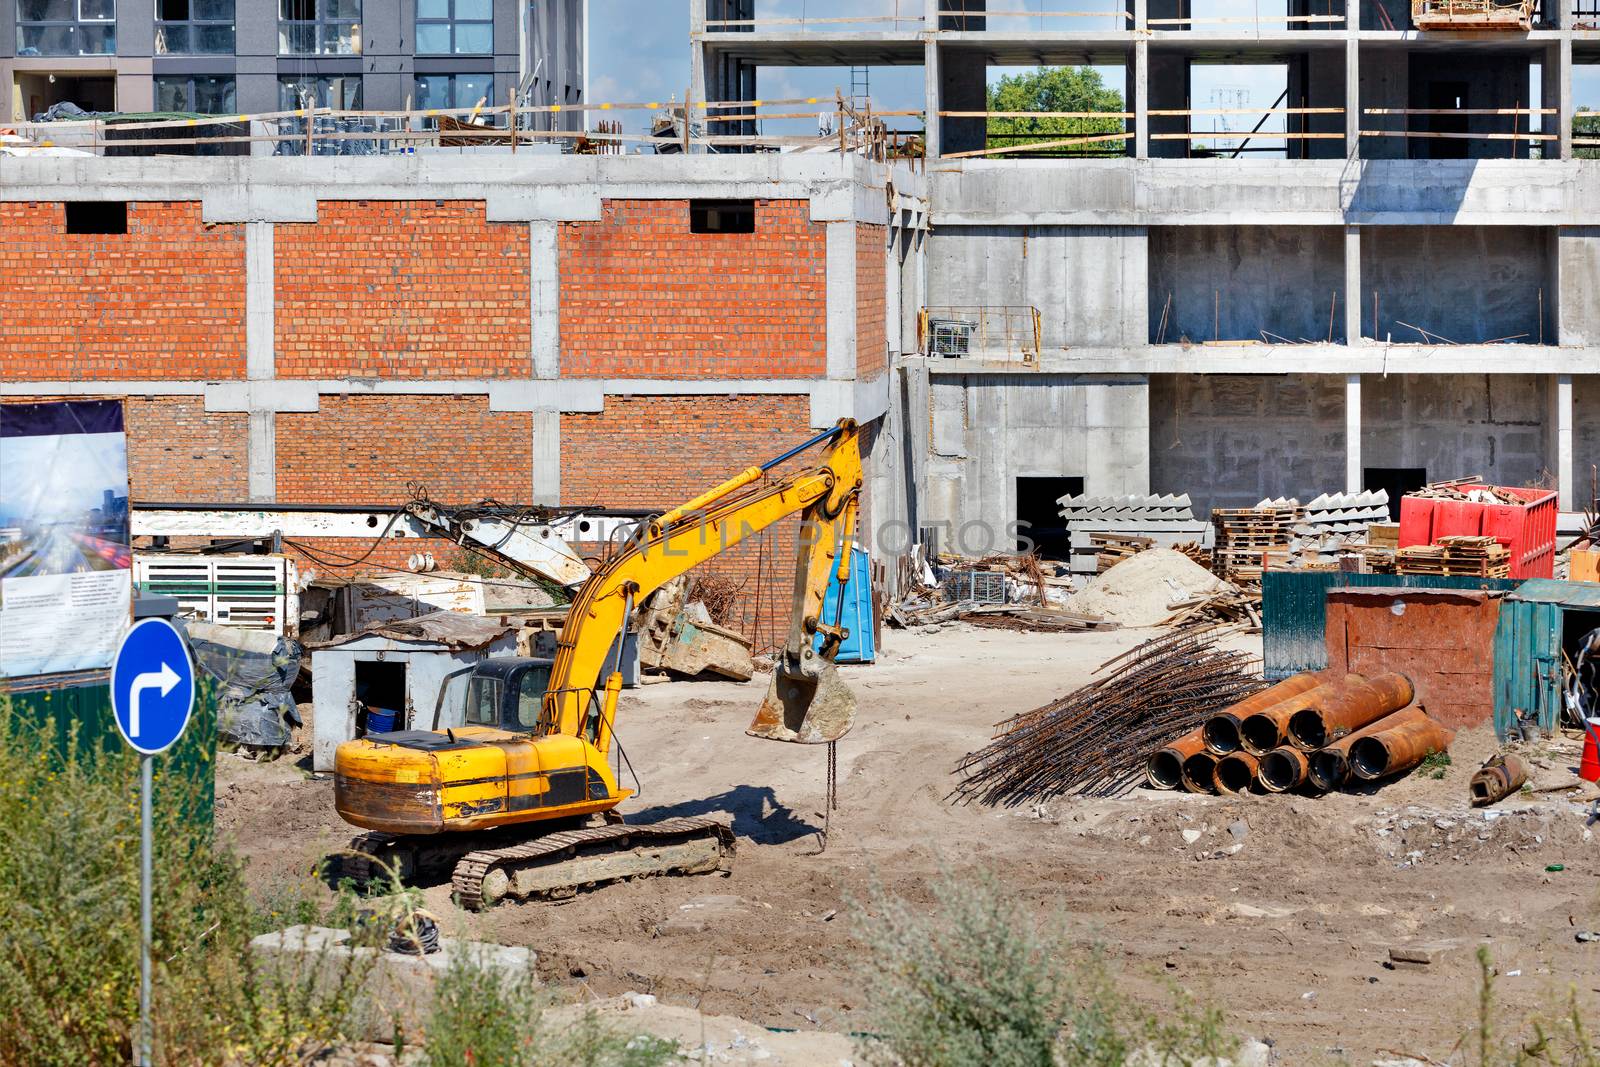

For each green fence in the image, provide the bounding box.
[2,675,217,829]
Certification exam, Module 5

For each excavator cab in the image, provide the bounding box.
[451,657,553,734]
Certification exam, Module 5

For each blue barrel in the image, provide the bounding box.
[365,708,398,734]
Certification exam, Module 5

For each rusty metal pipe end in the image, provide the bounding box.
[1240,713,1287,756]
[1214,751,1259,795]
[1348,712,1454,781]
[1307,748,1348,791]
[1286,707,1328,751]
[1147,730,1208,790]
[1259,746,1310,792]
[1202,714,1243,755]
[1349,735,1394,779]
[1146,749,1185,790]
[1181,751,1219,793]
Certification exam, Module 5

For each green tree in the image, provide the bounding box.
[1576,105,1600,160]
[985,66,1126,156]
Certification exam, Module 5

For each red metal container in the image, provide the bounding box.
[1397,484,1556,579]
[1398,496,1434,545]
[1432,498,1484,538]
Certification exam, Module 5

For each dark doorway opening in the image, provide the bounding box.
[1424,82,1469,159]
[1364,467,1427,520]
[354,660,408,735]
[1016,476,1083,559]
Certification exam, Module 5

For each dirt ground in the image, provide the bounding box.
[219,623,1600,1064]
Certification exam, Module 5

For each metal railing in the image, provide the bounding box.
[918,306,1042,363]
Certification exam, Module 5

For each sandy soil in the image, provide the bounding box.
[218,623,1600,1064]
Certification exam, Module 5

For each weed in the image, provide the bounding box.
[1421,750,1453,779]
[1467,945,1600,1066]
[0,703,373,1066]
[851,871,1235,1067]
[424,950,679,1067]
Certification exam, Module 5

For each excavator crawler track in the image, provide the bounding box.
[452,816,735,911]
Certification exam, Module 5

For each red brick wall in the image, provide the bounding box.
[562,395,824,649]
[856,224,887,380]
[274,201,529,379]
[123,397,250,502]
[558,199,826,379]
[283,535,464,578]
[275,396,533,505]
[0,202,245,381]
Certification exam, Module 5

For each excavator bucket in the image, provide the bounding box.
[747,651,856,743]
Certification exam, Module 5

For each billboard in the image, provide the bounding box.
[0,400,133,679]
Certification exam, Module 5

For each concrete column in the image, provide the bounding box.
[530,221,561,379]
[688,0,707,110]
[532,411,561,506]
[248,410,276,503]
[886,227,903,355]
[826,221,858,379]
[1345,373,1362,493]
[923,41,941,159]
[1345,36,1360,158]
[1555,373,1574,510]
[1343,225,1362,344]
[245,222,275,379]
[1135,40,1149,159]
[1558,37,1574,161]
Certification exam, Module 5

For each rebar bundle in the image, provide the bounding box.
[951,626,1268,804]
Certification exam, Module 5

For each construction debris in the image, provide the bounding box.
[1396,536,1510,577]
[952,626,1267,803]
[1211,505,1295,583]
[1090,532,1152,572]
[1470,752,1530,806]
[635,576,754,681]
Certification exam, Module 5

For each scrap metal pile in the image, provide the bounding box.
[951,626,1268,804]
[1145,669,1455,795]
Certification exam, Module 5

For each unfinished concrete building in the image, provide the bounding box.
[695,0,1598,555]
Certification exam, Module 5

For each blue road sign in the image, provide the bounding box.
[112,618,196,756]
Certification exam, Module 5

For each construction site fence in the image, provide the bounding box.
[5,95,926,160]
[703,8,1362,29]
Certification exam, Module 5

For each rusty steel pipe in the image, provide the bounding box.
[1258,746,1311,793]
[1286,672,1415,752]
[1238,678,1358,756]
[1181,750,1219,793]
[1470,753,1529,806]
[1147,728,1207,790]
[1214,751,1259,795]
[1349,712,1455,781]
[1306,705,1431,790]
[1200,669,1344,755]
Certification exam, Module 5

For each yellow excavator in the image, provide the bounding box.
[333,420,863,908]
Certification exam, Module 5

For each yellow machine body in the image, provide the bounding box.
[335,420,863,838]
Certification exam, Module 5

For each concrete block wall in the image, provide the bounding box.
[0,155,898,633]
[1363,374,1552,487]
[1149,374,1348,514]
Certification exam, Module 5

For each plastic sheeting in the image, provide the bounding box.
[187,622,303,749]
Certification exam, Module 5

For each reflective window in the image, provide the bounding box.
[153,74,236,113]
[515,667,550,730]
[416,0,491,54]
[155,0,233,54]
[414,72,493,113]
[278,74,362,110]
[279,0,359,55]
[16,0,116,56]
[463,677,501,726]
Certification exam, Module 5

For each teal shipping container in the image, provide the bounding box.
[1262,571,1520,679]
[1492,578,1600,739]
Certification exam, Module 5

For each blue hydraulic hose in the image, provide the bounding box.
[760,425,843,472]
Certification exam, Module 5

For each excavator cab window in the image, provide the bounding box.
[513,665,551,731]
[464,677,501,726]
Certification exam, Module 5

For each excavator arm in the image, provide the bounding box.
[542,419,863,750]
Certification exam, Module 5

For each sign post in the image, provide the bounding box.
[111,618,196,1067]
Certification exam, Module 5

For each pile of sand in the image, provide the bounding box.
[1065,547,1230,627]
